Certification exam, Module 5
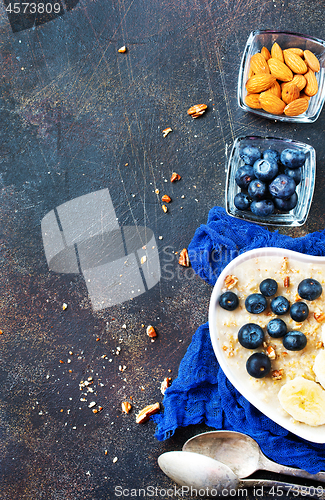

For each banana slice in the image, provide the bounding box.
[278,376,325,426]
[313,350,325,389]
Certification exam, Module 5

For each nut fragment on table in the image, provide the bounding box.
[187,103,207,118]
[170,172,181,182]
[162,204,168,213]
[146,325,157,338]
[162,127,172,137]
[160,377,172,395]
[118,46,127,53]
[136,402,160,423]
[178,248,190,267]
[121,401,132,414]
[162,194,172,203]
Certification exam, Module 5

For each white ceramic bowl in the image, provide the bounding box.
[209,247,325,443]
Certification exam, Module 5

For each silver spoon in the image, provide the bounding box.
[158,451,324,498]
[183,430,325,481]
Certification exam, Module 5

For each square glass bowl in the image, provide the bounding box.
[225,136,316,226]
[238,30,325,123]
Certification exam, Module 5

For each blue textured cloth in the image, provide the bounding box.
[153,206,325,473]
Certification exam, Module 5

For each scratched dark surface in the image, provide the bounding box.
[1,0,325,499]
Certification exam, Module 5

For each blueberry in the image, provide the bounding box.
[238,323,264,349]
[219,291,239,311]
[290,301,309,322]
[246,352,271,378]
[240,145,261,165]
[253,159,278,182]
[274,192,298,211]
[251,199,274,217]
[248,179,267,200]
[263,149,280,163]
[280,148,306,169]
[235,165,256,189]
[283,331,307,351]
[245,293,267,314]
[269,174,296,199]
[260,278,278,297]
[270,296,290,315]
[234,192,251,210]
[284,167,301,185]
[298,278,323,301]
[266,318,287,338]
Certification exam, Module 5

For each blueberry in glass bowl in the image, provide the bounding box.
[226,135,316,227]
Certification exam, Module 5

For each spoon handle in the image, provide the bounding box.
[260,455,325,482]
[241,479,325,499]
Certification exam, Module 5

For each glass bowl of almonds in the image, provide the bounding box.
[238,30,325,123]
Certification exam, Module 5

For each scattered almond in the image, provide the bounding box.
[187,104,207,118]
[162,194,172,203]
[178,248,190,267]
[136,402,160,424]
[160,377,172,395]
[162,127,173,137]
[118,46,127,53]
[121,401,132,414]
[170,172,181,183]
[162,204,168,213]
[146,325,157,338]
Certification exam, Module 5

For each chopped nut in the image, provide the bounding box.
[136,402,160,424]
[284,276,290,287]
[162,194,172,203]
[224,275,238,289]
[272,369,283,380]
[146,325,157,338]
[170,172,181,183]
[281,257,289,272]
[314,312,325,323]
[88,401,96,408]
[160,377,172,395]
[266,345,276,360]
[113,456,118,463]
[316,341,324,349]
[187,103,207,118]
[118,46,127,53]
[155,188,160,194]
[178,248,190,267]
[62,303,68,310]
[140,255,147,264]
[122,401,132,414]
[162,204,168,213]
[162,127,172,137]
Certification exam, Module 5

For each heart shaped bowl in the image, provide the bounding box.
[209,247,325,443]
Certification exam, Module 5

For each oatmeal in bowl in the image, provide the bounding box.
[209,247,325,443]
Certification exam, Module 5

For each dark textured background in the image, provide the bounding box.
[1,0,325,498]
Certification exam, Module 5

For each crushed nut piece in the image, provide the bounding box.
[170,172,181,183]
[62,303,68,310]
[266,345,276,360]
[118,46,127,53]
[281,257,289,272]
[160,377,172,395]
[140,255,147,264]
[136,402,160,424]
[314,312,325,323]
[187,103,207,118]
[272,369,283,380]
[224,275,238,289]
[162,194,172,203]
[316,341,324,349]
[284,276,290,287]
[122,401,132,414]
[155,188,160,194]
[178,248,190,267]
[162,204,168,213]
[162,127,172,137]
[146,325,157,338]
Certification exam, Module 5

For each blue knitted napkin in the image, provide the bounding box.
[153,206,325,474]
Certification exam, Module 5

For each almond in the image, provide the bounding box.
[286,47,304,57]
[245,93,262,109]
[245,74,276,93]
[304,50,320,72]
[268,80,281,98]
[261,46,271,61]
[283,49,308,74]
[248,65,254,78]
[259,92,286,115]
[271,42,284,62]
[284,98,309,116]
[268,58,293,82]
[250,53,270,74]
[300,91,310,101]
[281,83,300,104]
[304,68,318,96]
[291,74,306,91]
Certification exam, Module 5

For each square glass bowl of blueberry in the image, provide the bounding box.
[225,135,316,226]
[238,30,325,123]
